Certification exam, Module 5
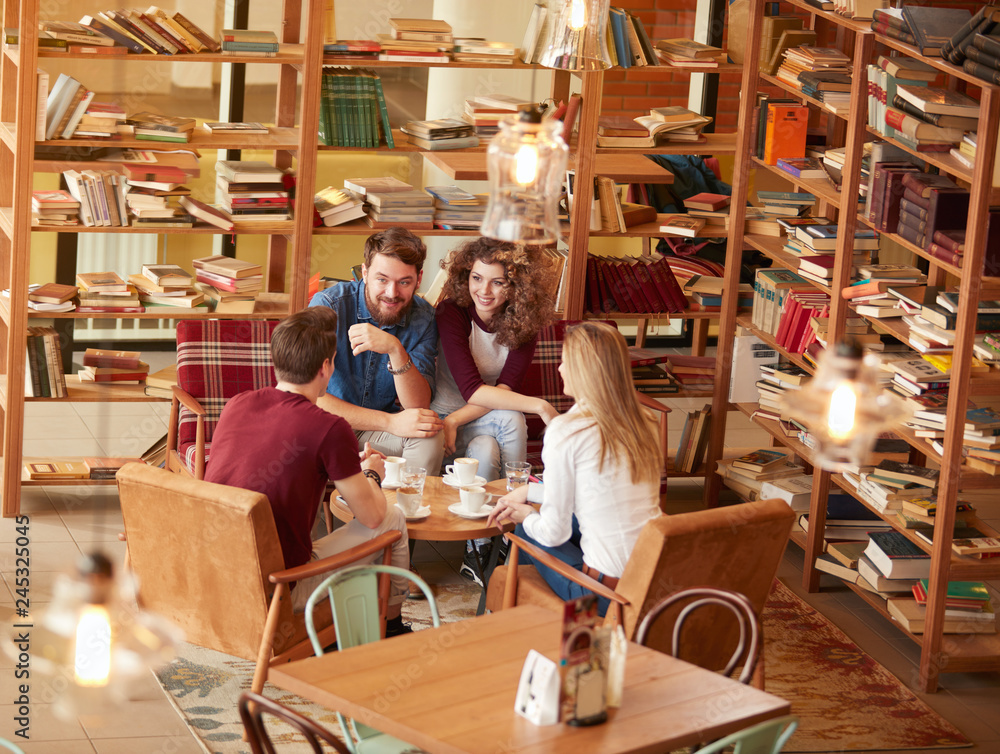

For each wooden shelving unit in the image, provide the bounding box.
[711,0,1000,691]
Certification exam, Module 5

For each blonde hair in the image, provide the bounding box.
[562,322,662,484]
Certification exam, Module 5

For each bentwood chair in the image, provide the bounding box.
[693,715,799,754]
[637,587,761,684]
[117,462,399,698]
[305,564,440,754]
[167,319,279,479]
[239,691,350,754]
[486,498,794,688]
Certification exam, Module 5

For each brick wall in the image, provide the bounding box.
[603,0,986,131]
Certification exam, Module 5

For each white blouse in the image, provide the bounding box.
[523,405,661,578]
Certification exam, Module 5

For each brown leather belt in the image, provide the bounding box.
[582,563,620,591]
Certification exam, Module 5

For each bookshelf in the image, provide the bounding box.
[0,0,327,516]
[714,0,1000,691]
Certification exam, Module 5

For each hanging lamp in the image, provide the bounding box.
[780,340,912,471]
[536,0,613,71]
[480,105,569,244]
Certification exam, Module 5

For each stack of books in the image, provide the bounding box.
[451,38,516,64]
[896,496,976,531]
[79,348,150,385]
[322,39,381,63]
[61,169,129,227]
[867,54,940,144]
[776,46,852,112]
[663,354,715,389]
[192,255,264,303]
[378,18,452,63]
[888,357,951,398]
[654,38,724,67]
[888,85,979,152]
[757,191,816,217]
[463,94,531,138]
[43,73,98,140]
[26,283,77,312]
[681,274,754,310]
[216,161,290,223]
[75,271,143,313]
[127,112,195,143]
[400,118,478,151]
[122,164,193,229]
[343,176,413,197]
[33,21,118,50]
[798,493,893,541]
[842,270,924,321]
[31,190,80,226]
[24,326,67,398]
[715,449,806,501]
[129,264,205,310]
[318,68,393,148]
[314,186,366,227]
[426,186,486,230]
[596,106,712,148]
[889,580,996,635]
[221,28,279,57]
[72,101,127,139]
[628,349,678,395]
[365,189,434,230]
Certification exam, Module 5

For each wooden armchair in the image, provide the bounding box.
[485,498,795,687]
[520,320,669,484]
[166,319,279,479]
[116,462,398,696]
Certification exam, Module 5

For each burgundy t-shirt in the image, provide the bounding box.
[204,387,360,570]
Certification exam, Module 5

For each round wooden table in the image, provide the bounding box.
[330,476,513,614]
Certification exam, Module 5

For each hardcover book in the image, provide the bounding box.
[865,530,932,580]
[730,448,789,472]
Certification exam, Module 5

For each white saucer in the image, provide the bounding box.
[382,479,403,490]
[442,474,488,488]
[448,500,494,519]
[396,503,431,521]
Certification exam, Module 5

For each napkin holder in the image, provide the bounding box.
[515,649,560,726]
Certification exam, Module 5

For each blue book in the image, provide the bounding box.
[608,8,631,69]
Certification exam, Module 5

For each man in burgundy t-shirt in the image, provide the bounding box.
[205,307,411,629]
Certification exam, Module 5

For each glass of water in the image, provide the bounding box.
[505,461,531,491]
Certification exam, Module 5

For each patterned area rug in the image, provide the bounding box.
[155,580,971,753]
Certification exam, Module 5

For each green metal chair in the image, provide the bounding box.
[693,715,798,754]
[0,740,24,754]
[305,564,440,754]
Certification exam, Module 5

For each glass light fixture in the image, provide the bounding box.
[780,340,912,471]
[7,552,180,720]
[480,106,569,244]
[537,0,613,71]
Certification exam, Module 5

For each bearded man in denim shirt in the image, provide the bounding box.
[310,227,445,473]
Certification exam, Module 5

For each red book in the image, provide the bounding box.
[82,371,148,382]
[593,258,616,313]
[123,164,187,184]
[619,260,654,313]
[932,229,965,252]
[599,258,630,313]
[774,297,801,348]
[561,93,582,145]
[881,166,922,233]
[82,348,141,369]
[75,305,145,313]
[927,243,963,267]
[631,260,670,314]
[648,257,687,313]
[585,256,600,314]
[683,192,731,211]
[796,303,829,354]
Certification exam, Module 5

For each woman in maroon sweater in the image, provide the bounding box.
[431,238,558,581]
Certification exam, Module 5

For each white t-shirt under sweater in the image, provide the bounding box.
[431,317,509,415]
[523,405,661,578]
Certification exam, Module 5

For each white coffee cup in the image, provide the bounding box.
[447,457,479,485]
[460,485,488,514]
[384,456,405,485]
[396,486,422,516]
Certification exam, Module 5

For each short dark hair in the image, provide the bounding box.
[363,227,427,273]
[270,307,338,384]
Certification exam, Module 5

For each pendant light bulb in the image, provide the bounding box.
[826,382,857,440]
[570,0,588,29]
[514,141,540,186]
[75,604,112,687]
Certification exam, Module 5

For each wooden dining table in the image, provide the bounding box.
[269,604,791,754]
[331,476,513,613]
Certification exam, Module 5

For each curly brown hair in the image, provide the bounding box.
[439,238,556,350]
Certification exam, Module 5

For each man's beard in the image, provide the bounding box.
[366,286,412,327]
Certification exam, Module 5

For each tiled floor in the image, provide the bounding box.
[1,350,998,752]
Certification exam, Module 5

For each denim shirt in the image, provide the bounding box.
[309,280,438,413]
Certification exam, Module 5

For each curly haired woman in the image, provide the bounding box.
[432,238,559,581]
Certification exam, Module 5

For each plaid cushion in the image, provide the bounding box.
[175,320,279,472]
